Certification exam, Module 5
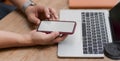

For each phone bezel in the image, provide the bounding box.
[37,20,76,34]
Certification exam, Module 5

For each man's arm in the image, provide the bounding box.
[0,31,32,48]
[10,0,27,9]
[0,30,67,48]
[10,0,58,25]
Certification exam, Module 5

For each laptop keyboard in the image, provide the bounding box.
[81,12,109,54]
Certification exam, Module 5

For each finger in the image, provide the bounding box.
[49,8,58,19]
[44,7,51,19]
[48,13,56,20]
[53,34,68,43]
[45,32,60,41]
[28,14,40,25]
[49,15,55,20]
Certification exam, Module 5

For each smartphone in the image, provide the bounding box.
[37,20,76,34]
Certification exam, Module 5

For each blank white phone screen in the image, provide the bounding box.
[38,21,75,33]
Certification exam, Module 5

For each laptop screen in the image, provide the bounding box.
[109,2,120,41]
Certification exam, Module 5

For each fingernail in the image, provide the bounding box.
[47,14,50,18]
[56,15,58,19]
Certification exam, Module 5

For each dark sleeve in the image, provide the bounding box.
[0,3,16,19]
[0,0,4,2]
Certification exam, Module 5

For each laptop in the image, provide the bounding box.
[58,2,120,57]
[69,0,118,9]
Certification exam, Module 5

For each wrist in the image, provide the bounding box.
[22,0,36,12]
[20,34,35,46]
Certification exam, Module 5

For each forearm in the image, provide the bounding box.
[10,0,27,9]
[0,31,33,48]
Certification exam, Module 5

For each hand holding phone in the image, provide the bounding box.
[37,20,76,34]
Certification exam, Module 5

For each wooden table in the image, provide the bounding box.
[0,0,117,61]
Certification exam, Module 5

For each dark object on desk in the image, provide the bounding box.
[104,42,120,60]
[0,3,16,19]
[104,2,120,60]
